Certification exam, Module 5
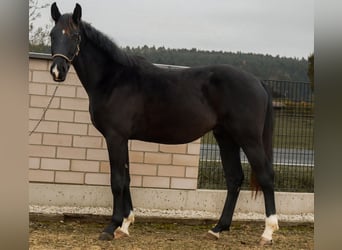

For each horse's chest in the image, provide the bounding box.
[88,108,103,132]
[89,102,131,137]
[88,103,112,134]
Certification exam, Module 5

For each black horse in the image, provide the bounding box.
[49,3,278,245]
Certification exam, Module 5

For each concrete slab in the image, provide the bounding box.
[29,183,313,215]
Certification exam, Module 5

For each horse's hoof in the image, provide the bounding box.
[206,230,220,240]
[114,227,129,239]
[98,232,114,241]
[259,237,273,246]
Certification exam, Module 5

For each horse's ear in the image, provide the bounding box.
[51,2,61,22]
[72,3,82,24]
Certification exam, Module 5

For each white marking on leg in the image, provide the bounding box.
[62,29,66,35]
[52,65,59,79]
[116,211,135,237]
[207,230,220,239]
[261,214,279,241]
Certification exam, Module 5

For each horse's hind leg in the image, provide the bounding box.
[208,130,244,239]
[242,141,278,245]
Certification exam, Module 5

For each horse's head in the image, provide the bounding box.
[50,3,82,82]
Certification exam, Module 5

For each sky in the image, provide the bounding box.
[32,0,314,59]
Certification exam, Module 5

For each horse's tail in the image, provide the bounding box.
[262,82,274,165]
[251,82,274,196]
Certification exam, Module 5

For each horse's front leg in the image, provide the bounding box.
[113,149,135,239]
[99,135,129,241]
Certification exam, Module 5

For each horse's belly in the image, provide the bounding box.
[133,112,216,144]
[135,130,206,145]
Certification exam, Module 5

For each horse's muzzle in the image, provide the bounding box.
[50,60,69,82]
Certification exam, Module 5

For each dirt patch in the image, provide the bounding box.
[29,216,313,250]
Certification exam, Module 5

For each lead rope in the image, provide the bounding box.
[29,84,60,136]
[30,35,80,136]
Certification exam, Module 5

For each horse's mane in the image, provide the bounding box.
[80,19,140,67]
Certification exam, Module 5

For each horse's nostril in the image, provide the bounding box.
[62,64,68,73]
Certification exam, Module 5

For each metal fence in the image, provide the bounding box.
[198,80,314,192]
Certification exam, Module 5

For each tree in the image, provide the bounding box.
[29,0,51,52]
[307,53,314,91]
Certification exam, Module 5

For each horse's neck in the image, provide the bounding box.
[72,40,115,95]
[72,50,99,92]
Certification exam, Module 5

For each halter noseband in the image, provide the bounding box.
[52,34,81,63]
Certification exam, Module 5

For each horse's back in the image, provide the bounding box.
[191,65,268,114]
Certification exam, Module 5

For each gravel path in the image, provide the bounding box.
[29,205,314,223]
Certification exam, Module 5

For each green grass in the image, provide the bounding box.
[198,161,314,192]
[273,110,314,150]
